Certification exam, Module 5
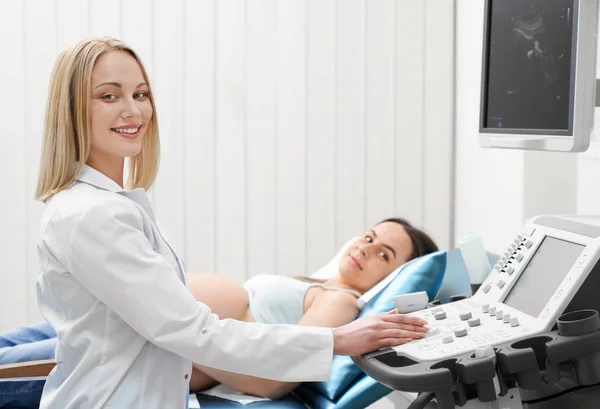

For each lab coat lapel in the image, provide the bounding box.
[118,189,188,285]
[76,164,187,284]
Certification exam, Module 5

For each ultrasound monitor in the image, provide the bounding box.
[502,236,584,318]
[479,0,598,152]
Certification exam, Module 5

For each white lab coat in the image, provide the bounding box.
[36,164,333,409]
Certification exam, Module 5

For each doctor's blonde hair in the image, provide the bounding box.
[35,37,160,201]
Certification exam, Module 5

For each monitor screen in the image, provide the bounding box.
[482,0,575,132]
[503,236,584,318]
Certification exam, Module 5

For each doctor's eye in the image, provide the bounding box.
[365,235,373,243]
[134,91,149,100]
[101,94,117,101]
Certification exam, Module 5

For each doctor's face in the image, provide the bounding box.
[88,50,153,166]
[339,222,413,293]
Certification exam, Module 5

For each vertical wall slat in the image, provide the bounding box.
[0,0,27,332]
[423,0,454,250]
[395,1,425,228]
[121,0,154,91]
[335,0,367,247]
[275,0,308,276]
[215,0,247,280]
[89,0,120,38]
[246,0,277,277]
[183,0,216,273]
[365,0,396,228]
[24,0,58,325]
[152,0,186,258]
[306,0,337,274]
[57,0,88,49]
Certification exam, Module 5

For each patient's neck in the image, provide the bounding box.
[323,276,363,294]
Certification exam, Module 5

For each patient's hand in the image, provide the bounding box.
[331,309,428,356]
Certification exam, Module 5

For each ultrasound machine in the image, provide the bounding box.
[352,1,600,408]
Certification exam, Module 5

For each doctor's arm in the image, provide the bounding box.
[58,199,334,382]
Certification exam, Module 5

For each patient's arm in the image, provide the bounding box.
[194,291,360,400]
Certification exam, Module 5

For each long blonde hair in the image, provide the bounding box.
[35,36,160,201]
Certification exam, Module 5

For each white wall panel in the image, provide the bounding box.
[394,2,425,227]
[422,0,455,250]
[335,0,367,247]
[23,0,57,326]
[275,0,308,277]
[0,0,27,329]
[306,0,337,274]
[153,0,186,258]
[183,0,217,273]
[246,0,277,277]
[214,1,247,281]
[365,0,396,228]
[57,0,88,50]
[89,0,120,38]
[0,0,455,330]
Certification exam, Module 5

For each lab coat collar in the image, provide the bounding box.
[76,163,126,193]
[76,163,158,223]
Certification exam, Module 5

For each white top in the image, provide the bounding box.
[36,164,333,409]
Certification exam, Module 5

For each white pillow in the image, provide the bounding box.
[310,237,357,279]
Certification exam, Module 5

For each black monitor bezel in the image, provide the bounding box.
[479,0,580,136]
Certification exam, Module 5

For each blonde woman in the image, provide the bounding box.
[31,37,429,409]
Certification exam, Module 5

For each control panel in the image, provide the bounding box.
[392,298,538,362]
[392,215,600,363]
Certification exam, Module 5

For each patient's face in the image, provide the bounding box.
[339,222,413,293]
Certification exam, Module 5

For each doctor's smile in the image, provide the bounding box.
[110,124,143,139]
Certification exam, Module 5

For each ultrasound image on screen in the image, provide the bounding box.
[503,236,584,318]
[483,0,575,131]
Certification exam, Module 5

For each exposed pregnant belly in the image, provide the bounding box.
[187,273,255,322]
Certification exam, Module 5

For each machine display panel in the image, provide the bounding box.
[503,236,584,317]
[482,0,575,132]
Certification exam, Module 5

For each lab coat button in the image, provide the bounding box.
[202,329,208,335]
[185,374,189,379]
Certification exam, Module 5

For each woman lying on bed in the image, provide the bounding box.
[0,217,438,406]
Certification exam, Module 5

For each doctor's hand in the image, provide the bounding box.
[331,309,429,356]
